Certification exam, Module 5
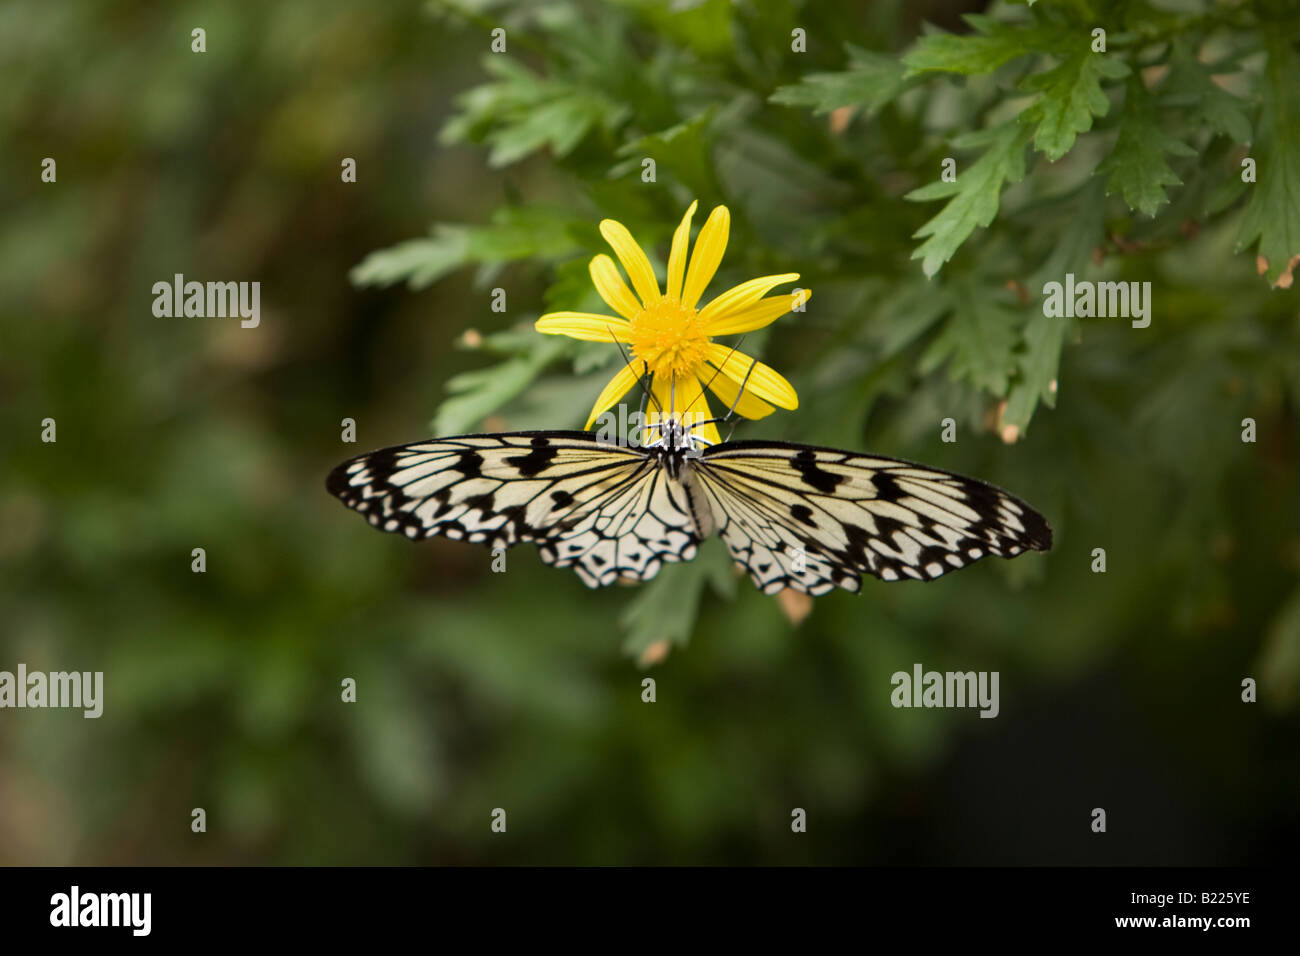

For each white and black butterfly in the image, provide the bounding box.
[326,410,1051,596]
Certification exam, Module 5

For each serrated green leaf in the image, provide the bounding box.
[348,226,470,290]
[1161,44,1252,144]
[439,56,546,146]
[1020,50,1129,161]
[906,122,1032,277]
[612,110,716,197]
[486,96,603,167]
[1029,177,1107,287]
[903,14,1039,77]
[1098,77,1195,216]
[1235,38,1300,287]
[770,44,909,115]
[351,207,582,291]
[440,54,628,168]
[918,282,1020,396]
[465,206,583,261]
[1002,312,1067,433]
[433,336,570,435]
[872,281,954,358]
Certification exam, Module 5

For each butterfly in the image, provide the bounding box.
[326,380,1052,596]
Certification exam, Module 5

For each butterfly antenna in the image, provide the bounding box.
[682,335,747,419]
[687,344,762,434]
[609,327,661,415]
[637,361,651,420]
[726,355,760,418]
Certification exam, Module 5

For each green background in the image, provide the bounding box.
[2,0,1297,865]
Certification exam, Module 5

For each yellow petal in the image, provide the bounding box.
[589,254,643,320]
[665,200,697,302]
[706,344,798,410]
[681,205,730,309]
[698,273,799,325]
[701,364,775,419]
[599,219,661,307]
[705,288,811,336]
[583,362,643,430]
[535,312,632,342]
[646,374,721,447]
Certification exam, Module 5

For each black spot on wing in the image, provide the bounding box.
[452,450,484,477]
[505,436,558,477]
[870,471,904,502]
[791,449,843,493]
[789,503,817,528]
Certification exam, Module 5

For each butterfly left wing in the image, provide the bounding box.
[326,431,702,587]
[691,440,1052,596]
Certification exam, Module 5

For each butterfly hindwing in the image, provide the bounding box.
[326,431,701,587]
[693,440,1052,596]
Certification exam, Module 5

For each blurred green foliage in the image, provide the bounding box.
[1,0,1297,865]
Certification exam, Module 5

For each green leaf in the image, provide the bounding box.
[871,281,953,359]
[770,44,909,115]
[612,110,717,198]
[906,122,1031,277]
[1002,311,1067,433]
[433,335,570,435]
[1161,44,1252,144]
[623,0,734,58]
[903,14,1039,77]
[439,56,542,145]
[1019,49,1129,161]
[1235,38,1300,288]
[1004,179,1106,432]
[485,94,608,167]
[1029,177,1107,287]
[351,207,582,290]
[904,16,1128,162]
[1098,77,1196,216]
[918,280,1020,397]
[618,539,735,660]
[440,55,629,168]
[348,227,471,290]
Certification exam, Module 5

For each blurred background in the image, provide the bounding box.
[1,0,1297,865]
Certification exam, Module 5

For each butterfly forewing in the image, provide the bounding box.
[693,441,1052,595]
[326,432,702,586]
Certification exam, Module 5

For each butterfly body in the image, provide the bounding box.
[327,421,1051,596]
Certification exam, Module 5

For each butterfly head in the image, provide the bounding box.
[645,414,710,476]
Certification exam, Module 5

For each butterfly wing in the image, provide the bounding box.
[326,431,701,587]
[692,440,1052,595]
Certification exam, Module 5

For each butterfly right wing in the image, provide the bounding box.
[326,431,702,587]
[692,440,1052,596]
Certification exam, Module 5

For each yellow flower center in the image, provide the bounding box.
[628,297,711,380]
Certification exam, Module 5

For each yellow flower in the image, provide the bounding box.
[534,201,807,446]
